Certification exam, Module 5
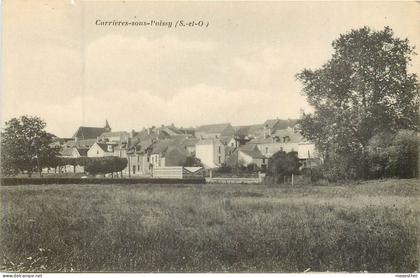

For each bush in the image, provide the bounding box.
[301,166,323,182]
[215,164,232,174]
[84,157,128,175]
[367,130,418,179]
[266,151,300,183]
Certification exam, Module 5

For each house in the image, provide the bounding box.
[195,123,235,139]
[237,144,267,168]
[128,152,150,176]
[249,127,303,158]
[87,142,117,157]
[55,147,86,173]
[133,127,171,142]
[73,147,88,157]
[262,118,297,138]
[62,138,97,149]
[195,139,225,168]
[177,137,199,156]
[297,142,318,160]
[72,120,111,141]
[98,131,130,144]
[126,139,154,176]
[58,146,88,158]
[220,135,238,148]
[249,128,319,162]
[58,147,74,158]
[149,140,189,168]
[178,127,195,137]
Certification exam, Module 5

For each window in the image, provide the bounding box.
[218,156,221,164]
[138,165,140,171]
[265,147,268,154]
[262,158,266,164]
[132,166,136,174]
[218,146,221,153]
[137,156,140,163]
[97,151,99,155]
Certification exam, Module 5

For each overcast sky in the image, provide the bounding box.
[2,1,419,137]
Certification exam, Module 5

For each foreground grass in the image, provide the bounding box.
[1,179,419,272]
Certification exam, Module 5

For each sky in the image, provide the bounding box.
[1,0,419,138]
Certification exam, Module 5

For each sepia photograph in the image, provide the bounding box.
[0,0,419,275]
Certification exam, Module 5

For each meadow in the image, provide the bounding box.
[1,179,419,272]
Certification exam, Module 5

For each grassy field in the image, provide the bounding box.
[1,179,419,272]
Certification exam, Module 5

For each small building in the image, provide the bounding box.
[87,142,117,157]
[237,144,267,168]
[195,139,225,168]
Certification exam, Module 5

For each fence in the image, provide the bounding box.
[152,166,205,179]
[206,172,265,184]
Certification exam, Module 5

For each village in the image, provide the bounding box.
[51,118,318,179]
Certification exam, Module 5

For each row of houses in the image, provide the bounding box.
[54,119,318,176]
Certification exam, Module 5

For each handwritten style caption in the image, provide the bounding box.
[95,19,210,29]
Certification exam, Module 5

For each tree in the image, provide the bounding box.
[267,151,300,183]
[1,115,59,177]
[183,155,203,167]
[296,26,419,179]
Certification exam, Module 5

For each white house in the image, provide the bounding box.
[87,142,117,157]
[195,139,225,168]
[298,142,318,159]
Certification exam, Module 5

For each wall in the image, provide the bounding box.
[212,141,225,166]
[196,143,215,168]
[87,144,106,157]
[298,143,317,159]
[128,154,150,176]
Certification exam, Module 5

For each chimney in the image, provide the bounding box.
[147,128,151,135]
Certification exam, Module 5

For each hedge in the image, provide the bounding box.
[0,177,206,186]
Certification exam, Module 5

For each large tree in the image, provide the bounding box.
[1,115,59,177]
[296,26,419,179]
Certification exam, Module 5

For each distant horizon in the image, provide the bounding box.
[21,116,300,138]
